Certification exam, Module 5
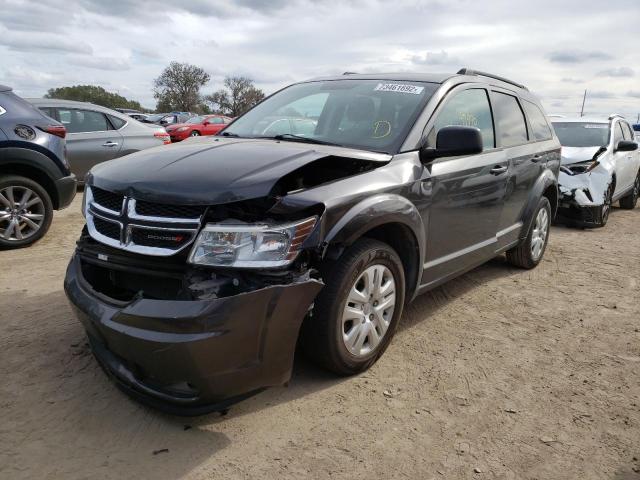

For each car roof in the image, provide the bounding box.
[301,70,531,93]
[550,117,611,124]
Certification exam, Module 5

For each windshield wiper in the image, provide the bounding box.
[268,134,343,147]
[220,131,240,137]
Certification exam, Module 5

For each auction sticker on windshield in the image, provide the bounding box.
[374,83,424,95]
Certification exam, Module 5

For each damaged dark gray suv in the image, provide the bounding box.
[64,69,561,414]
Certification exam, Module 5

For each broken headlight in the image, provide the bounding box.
[188,216,317,268]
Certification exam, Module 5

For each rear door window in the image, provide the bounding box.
[522,100,552,141]
[107,115,127,130]
[429,88,495,149]
[491,92,528,147]
[56,109,112,133]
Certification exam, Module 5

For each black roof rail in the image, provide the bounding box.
[342,71,358,75]
[0,84,12,92]
[457,68,528,91]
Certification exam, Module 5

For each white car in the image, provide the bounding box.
[552,115,640,227]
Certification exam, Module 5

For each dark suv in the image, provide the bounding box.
[0,85,76,248]
[64,70,560,414]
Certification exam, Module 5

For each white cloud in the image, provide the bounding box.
[0,0,638,116]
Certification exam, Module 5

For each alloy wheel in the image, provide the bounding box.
[530,207,549,261]
[341,264,396,357]
[602,184,613,224]
[0,186,45,241]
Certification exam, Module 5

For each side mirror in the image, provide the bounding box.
[420,126,484,163]
[616,140,638,152]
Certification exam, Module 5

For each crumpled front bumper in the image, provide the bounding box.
[556,169,610,227]
[64,254,323,415]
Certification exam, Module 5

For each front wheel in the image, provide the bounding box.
[506,196,551,269]
[0,175,53,249]
[619,171,639,210]
[301,238,405,375]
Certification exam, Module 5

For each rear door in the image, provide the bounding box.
[204,116,226,135]
[620,121,640,189]
[421,86,508,286]
[55,108,123,181]
[492,92,552,248]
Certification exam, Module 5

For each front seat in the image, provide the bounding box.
[339,96,376,142]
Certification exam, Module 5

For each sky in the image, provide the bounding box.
[1,0,639,120]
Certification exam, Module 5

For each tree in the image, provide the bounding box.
[45,85,143,111]
[205,76,265,117]
[153,62,210,112]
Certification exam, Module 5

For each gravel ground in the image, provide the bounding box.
[1,196,639,480]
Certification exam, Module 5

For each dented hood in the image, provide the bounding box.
[561,146,603,166]
[89,137,390,205]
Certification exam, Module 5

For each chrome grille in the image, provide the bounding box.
[85,186,202,256]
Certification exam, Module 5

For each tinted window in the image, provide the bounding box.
[57,109,111,133]
[108,115,126,129]
[209,117,224,124]
[492,92,528,147]
[429,89,495,149]
[523,100,552,141]
[552,122,610,147]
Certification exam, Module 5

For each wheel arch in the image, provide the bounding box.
[520,169,557,240]
[321,194,425,301]
[0,161,60,208]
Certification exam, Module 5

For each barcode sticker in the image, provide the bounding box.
[374,83,424,95]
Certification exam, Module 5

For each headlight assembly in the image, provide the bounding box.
[177,127,189,132]
[188,216,317,268]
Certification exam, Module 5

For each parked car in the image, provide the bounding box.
[142,112,194,126]
[552,115,640,227]
[164,114,232,142]
[28,99,171,182]
[65,69,560,414]
[633,123,640,141]
[128,113,149,122]
[0,85,76,248]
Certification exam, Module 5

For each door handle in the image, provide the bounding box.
[531,155,543,163]
[102,141,119,147]
[490,165,508,175]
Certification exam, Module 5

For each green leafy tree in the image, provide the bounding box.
[153,61,210,112]
[45,85,143,110]
[205,76,265,117]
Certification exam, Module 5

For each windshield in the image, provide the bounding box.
[187,115,206,124]
[146,114,165,122]
[223,79,439,153]
[552,122,610,147]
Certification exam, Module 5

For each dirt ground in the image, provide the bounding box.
[1,196,639,480]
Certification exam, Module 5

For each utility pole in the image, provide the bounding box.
[580,89,587,117]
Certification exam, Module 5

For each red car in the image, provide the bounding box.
[165,115,233,142]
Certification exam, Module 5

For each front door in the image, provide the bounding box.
[420,87,508,287]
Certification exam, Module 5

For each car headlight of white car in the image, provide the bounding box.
[188,217,317,268]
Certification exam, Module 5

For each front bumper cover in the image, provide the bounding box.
[64,254,323,415]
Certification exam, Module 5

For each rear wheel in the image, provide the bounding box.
[619,171,640,209]
[506,196,551,269]
[301,238,405,375]
[190,130,201,137]
[0,175,53,249]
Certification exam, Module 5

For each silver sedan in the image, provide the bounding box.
[28,99,170,182]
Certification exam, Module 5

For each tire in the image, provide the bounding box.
[596,182,614,227]
[301,238,405,375]
[619,171,640,210]
[0,175,53,249]
[506,196,551,269]
[190,130,201,137]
